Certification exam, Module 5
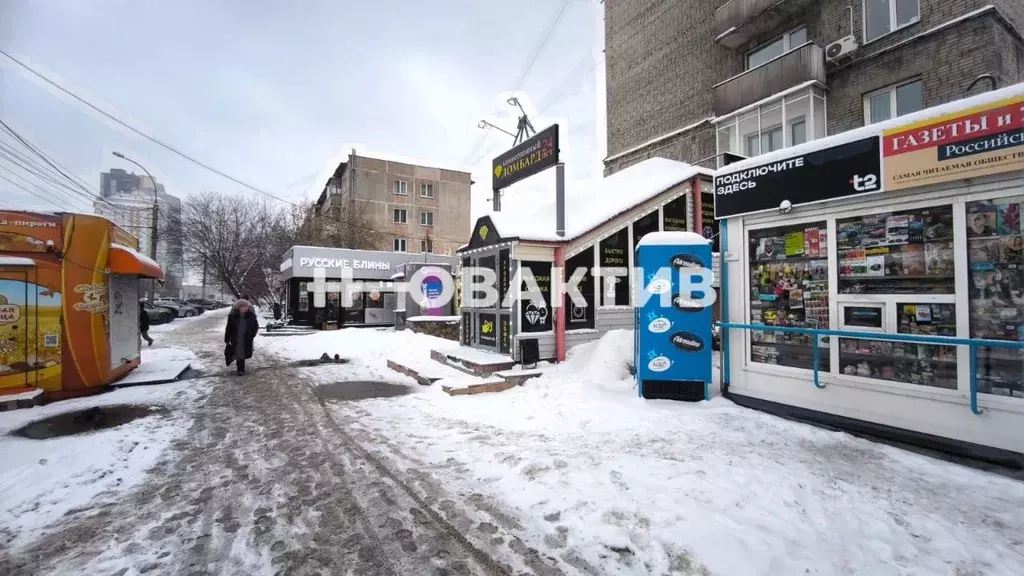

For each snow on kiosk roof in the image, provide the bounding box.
[637,231,710,247]
[466,158,713,246]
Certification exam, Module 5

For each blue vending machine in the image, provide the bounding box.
[634,232,714,401]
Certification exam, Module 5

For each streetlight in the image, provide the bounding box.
[113,151,159,302]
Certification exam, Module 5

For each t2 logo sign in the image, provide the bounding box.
[850,173,878,192]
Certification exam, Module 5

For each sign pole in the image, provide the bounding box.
[555,163,565,237]
[493,188,501,212]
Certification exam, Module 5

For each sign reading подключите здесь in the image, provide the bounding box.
[713,137,882,219]
[884,96,1024,191]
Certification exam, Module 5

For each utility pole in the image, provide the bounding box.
[113,151,160,302]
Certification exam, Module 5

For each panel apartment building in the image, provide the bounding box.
[603,0,1024,174]
[314,152,472,256]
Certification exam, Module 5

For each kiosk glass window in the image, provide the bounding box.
[837,205,954,295]
[838,303,957,389]
[748,221,830,371]
[632,211,660,250]
[966,196,1024,399]
[298,282,308,312]
[599,228,629,307]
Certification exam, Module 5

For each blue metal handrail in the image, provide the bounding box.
[717,321,1024,415]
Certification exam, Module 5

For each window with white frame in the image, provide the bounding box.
[393,238,407,252]
[393,208,407,223]
[746,26,808,69]
[716,86,826,164]
[421,239,433,253]
[420,211,434,226]
[864,0,919,43]
[864,80,924,124]
[393,180,408,195]
[420,183,434,198]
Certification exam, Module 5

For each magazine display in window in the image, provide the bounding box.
[839,304,957,389]
[966,197,1023,398]
[837,206,954,294]
[748,222,829,370]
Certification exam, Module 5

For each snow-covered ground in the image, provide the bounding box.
[270,327,1024,575]
[0,347,208,551]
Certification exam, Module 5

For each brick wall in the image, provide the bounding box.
[828,15,1023,135]
[604,0,1024,175]
[604,0,741,172]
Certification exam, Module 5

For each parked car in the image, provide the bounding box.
[187,295,223,309]
[153,299,201,318]
[140,300,175,325]
[165,298,205,315]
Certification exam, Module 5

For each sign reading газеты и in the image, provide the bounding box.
[884,96,1024,191]
[492,124,559,190]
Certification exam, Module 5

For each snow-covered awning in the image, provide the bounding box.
[463,158,713,248]
[109,243,164,280]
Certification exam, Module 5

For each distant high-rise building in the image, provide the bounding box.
[99,168,140,198]
[94,170,184,297]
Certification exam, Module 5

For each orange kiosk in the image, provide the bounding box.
[0,211,163,400]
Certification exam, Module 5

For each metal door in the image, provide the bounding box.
[0,271,30,389]
[108,274,140,368]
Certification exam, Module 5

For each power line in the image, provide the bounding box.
[0,167,83,211]
[514,0,572,92]
[0,157,94,212]
[538,0,685,117]
[0,48,298,207]
[458,0,571,170]
[0,119,142,218]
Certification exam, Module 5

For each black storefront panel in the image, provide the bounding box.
[714,137,883,219]
[520,261,553,333]
[499,249,511,309]
[499,314,511,354]
[662,195,688,232]
[599,228,630,307]
[565,246,595,329]
[701,192,720,252]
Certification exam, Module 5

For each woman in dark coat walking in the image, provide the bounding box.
[225,299,259,375]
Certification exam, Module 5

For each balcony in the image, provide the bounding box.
[715,0,817,49]
[713,42,825,117]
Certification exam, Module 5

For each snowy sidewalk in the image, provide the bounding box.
[313,329,1024,575]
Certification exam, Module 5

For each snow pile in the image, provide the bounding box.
[0,379,209,550]
[313,329,1024,575]
[487,157,713,242]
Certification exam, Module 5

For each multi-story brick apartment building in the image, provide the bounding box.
[604,0,1024,174]
[314,152,472,256]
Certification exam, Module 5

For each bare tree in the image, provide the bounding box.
[166,190,381,304]
[163,192,285,302]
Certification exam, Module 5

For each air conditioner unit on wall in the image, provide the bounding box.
[825,35,859,62]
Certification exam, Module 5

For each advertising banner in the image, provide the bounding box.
[635,238,713,400]
[714,137,882,219]
[492,124,559,190]
[478,313,497,347]
[884,96,1024,191]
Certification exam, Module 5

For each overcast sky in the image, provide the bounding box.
[0,0,606,222]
